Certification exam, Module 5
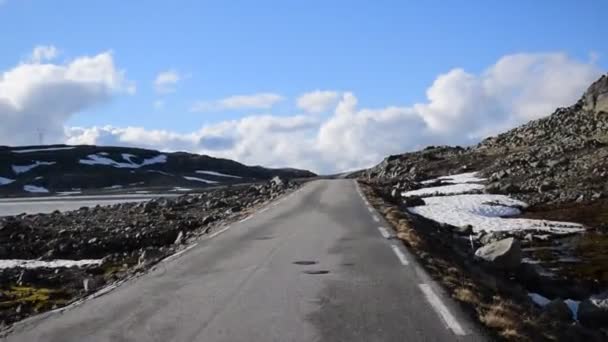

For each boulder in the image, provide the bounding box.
[578,291,608,329]
[542,299,572,321]
[454,224,474,235]
[474,237,522,270]
[138,247,165,267]
[402,196,425,207]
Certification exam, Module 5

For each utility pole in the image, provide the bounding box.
[37,129,44,145]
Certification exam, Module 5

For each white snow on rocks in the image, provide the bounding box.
[195,170,242,178]
[23,185,50,193]
[421,172,487,185]
[404,183,484,197]
[406,172,584,234]
[183,176,219,184]
[0,176,15,186]
[79,154,167,169]
[12,161,56,174]
[11,146,75,153]
[407,172,486,196]
[0,259,103,269]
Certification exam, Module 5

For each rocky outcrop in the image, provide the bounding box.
[474,237,522,270]
[583,75,608,113]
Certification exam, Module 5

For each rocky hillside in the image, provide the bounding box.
[0,145,315,196]
[362,74,608,206]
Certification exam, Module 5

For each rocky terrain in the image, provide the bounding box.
[0,145,315,196]
[0,177,298,327]
[358,75,608,336]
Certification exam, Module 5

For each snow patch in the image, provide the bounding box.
[23,185,49,193]
[529,293,551,307]
[79,154,167,169]
[0,259,103,269]
[195,170,242,179]
[171,187,192,192]
[0,176,15,186]
[12,161,56,174]
[104,185,123,190]
[147,170,173,176]
[57,191,82,196]
[565,299,580,321]
[408,194,582,233]
[183,176,219,184]
[12,147,75,153]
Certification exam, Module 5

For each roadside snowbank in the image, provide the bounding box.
[0,259,103,269]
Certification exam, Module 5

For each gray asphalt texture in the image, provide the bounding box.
[3,180,488,342]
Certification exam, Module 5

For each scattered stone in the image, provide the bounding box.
[474,237,522,270]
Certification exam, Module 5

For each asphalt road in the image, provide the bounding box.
[0,194,180,217]
[3,180,487,342]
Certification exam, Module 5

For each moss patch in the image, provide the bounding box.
[0,286,69,312]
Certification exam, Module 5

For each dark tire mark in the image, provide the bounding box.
[303,270,330,275]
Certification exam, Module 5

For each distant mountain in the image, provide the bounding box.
[0,145,316,196]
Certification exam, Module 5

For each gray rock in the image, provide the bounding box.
[138,248,165,267]
[542,299,572,321]
[474,237,522,270]
[578,291,608,329]
[454,224,474,235]
[402,196,425,207]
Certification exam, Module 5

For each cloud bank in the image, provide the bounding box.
[0,46,134,146]
[1,49,602,173]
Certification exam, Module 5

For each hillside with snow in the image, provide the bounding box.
[0,145,315,196]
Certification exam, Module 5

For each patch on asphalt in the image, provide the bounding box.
[293,260,318,265]
[253,236,274,240]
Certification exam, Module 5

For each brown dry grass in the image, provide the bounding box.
[453,287,481,305]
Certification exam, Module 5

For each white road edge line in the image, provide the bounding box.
[377,226,391,239]
[390,244,409,265]
[372,215,380,222]
[239,216,251,223]
[418,284,467,336]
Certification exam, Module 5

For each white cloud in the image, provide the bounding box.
[30,45,59,63]
[297,90,339,113]
[191,93,283,112]
[0,47,134,145]
[154,70,181,93]
[3,51,602,174]
[153,99,165,110]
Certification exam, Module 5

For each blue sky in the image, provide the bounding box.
[0,1,607,172]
